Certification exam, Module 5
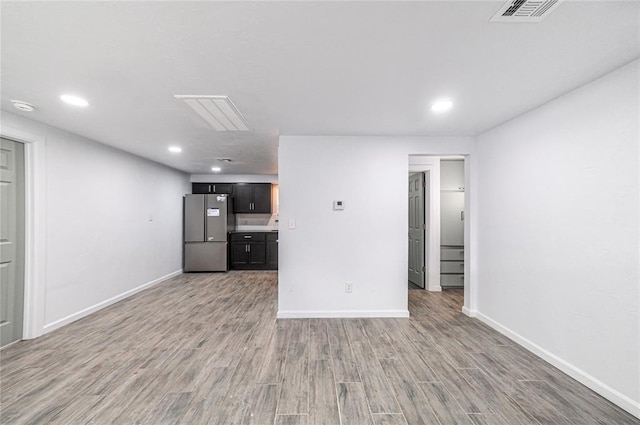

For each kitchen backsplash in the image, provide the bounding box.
[235,213,279,231]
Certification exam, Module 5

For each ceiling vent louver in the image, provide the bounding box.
[174,95,251,132]
[491,0,564,22]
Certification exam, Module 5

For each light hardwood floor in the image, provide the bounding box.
[1,271,638,424]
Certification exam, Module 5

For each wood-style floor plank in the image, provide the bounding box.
[0,272,637,425]
[372,413,409,425]
[277,319,310,415]
[308,359,341,425]
[337,382,375,425]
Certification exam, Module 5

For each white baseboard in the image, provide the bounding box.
[43,269,183,334]
[277,309,410,319]
[461,306,475,317]
[427,285,442,292]
[474,311,640,419]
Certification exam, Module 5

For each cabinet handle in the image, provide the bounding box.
[208,184,212,193]
[460,211,464,221]
[248,244,251,253]
[213,184,216,193]
[244,235,252,239]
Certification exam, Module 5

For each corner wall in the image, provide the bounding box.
[1,112,190,334]
[277,136,473,318]
[475,60,640,415]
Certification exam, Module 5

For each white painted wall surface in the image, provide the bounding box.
[1,112,190,334]
[277,136,472,318]
[475,60,639,415]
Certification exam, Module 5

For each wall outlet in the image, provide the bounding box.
[345,281,353,293]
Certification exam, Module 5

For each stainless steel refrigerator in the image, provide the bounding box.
[184,194,235,272]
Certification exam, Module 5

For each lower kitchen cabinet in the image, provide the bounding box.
[229,232,278,270]
[266,232,278,270]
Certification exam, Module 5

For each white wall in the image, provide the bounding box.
[277,136,473,317]
[475,60,639,415]
[1,112,190,334]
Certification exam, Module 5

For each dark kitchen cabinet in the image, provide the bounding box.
[266,232,278,270]
[192,183,234,195]
[234,183,271,213]
[229,232,267,269]
[229,232,277,270]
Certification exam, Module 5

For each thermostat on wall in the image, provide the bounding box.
[333,200,345,210]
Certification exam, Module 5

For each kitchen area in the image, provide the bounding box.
[184,180,279,272]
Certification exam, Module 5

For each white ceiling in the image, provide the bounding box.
[2,1,638,175]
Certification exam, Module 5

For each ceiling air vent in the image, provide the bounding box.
[175,95,250,131]
[491,0,564,22]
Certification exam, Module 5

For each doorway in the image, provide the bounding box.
[0,138,25,348]
[408,155,468,299]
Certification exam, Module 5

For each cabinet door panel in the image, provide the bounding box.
[212,183,234,194]
[440,192,464,246]
[248,242,266,265]
[234,184,253,212]
[440,160,464,191]
[230,243,249,266]
[252,184,272,213]
[192,183,212,194]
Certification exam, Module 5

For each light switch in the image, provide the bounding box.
[288,218,296,229]
[333,200,345,211]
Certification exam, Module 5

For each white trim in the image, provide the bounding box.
[464,152,476,315]
[0,126,47,340]
[461,306,475,317]
[277,309,410,319]
[43,269,183,333]
[474,311,640,419]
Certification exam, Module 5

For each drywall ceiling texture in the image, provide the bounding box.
[1,111,191,332]
[1,1,639,174]
[475,60,640,415]
[277,136,473,318]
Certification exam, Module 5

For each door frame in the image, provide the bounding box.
[409,154,476,316]
[1,126,47,340]
[409,158,441,292]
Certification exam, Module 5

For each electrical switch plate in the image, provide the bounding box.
[345,281,353,293]
[288,218,296,229]
[333,200,345,210]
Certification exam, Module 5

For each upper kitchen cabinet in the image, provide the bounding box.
[440,160,464,191]
[234,183,272,213]
[192,183,234,195]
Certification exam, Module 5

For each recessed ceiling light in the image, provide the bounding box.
[11,99,36,112]
[431,99,453,113]
[60,94,90,107]
[211,167,222,172]
[168,146,182,153]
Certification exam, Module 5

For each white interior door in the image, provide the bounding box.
[408,173,425,288]
[0,138,25,347]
